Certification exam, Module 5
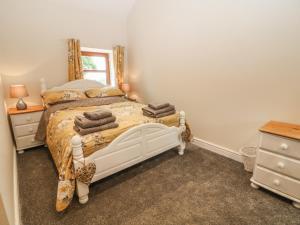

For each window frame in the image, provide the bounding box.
[81,51,111,85]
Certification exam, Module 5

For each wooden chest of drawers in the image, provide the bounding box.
[8,105,44,153]
[251,121,300,208]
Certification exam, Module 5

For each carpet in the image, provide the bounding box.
[17,144,300,225]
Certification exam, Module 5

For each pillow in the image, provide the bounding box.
[42,89,87,105]
[85,87,124,98]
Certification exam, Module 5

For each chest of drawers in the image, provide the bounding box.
[251,121,300,208]
[8,105,45,153]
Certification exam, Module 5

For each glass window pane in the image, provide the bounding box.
[83,72,107,85]
[82,56,106,70]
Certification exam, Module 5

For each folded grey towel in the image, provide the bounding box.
[75,115,116,129]
[143,109,176,118]
[83,110,112,120]
[148,102,170,110]
[142,105,175,116]
[74,122,119,136]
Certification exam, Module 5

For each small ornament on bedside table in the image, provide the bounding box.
[10,84,29,110]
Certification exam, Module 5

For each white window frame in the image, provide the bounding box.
[81,47,116,87]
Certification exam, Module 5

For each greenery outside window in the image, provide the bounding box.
[81,51,111,85]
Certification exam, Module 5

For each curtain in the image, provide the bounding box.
[113,45,125,89]
[68,39,83,81]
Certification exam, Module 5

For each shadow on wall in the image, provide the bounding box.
[1,55,68,107]
[0,194,9,225]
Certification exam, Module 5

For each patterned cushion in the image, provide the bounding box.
[42,89,87,105]
[85,87,124,98]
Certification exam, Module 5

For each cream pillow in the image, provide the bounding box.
[42,89,87,105]
[85,87,124,98]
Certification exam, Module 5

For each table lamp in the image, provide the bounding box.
[122,83,130,98]
[10,84,29,110]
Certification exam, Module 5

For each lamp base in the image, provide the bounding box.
[16,98,27,110]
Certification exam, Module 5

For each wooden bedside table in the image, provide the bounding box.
[251,121,300,208]
[8,105,45,154]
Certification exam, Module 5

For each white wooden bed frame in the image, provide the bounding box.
[40,78,186,204]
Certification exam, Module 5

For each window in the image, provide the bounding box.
[81,51,111,85]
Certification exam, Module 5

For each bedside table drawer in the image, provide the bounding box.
[16,134,43,150]
[257,149,300,180]
[14,123,39,137]
[11,111,43,126]
[261,133,300,160]
[254,166,300,200]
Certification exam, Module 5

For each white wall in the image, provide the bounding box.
[0,76,15,225]
[0,0,135,106]
[128,0,300,151]
[0,1,135,223]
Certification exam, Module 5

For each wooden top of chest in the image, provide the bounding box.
[260,121,300,141]
[8,105,45,115]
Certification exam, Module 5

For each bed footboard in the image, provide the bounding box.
[72,111,186,204]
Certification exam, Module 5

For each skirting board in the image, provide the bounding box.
[13,147,20,225]
[192,137,243,163]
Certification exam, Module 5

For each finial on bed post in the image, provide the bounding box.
[40,78,47,94]
[179,111,186,131]
[178,111,186,156]
[71,135,89,204]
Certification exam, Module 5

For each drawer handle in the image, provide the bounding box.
[277,162,285,169]
[29,128,34,132]
[31,138,35,143]
[280,143,288,150]
[273,179,280,186]
[26,117,32,121]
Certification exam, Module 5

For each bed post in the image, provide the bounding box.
[72,135,89,204]
[178,111,186,156]
[40,78,47,108]
[40,78,47,94]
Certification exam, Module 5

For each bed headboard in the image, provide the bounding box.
[40,78,106,94]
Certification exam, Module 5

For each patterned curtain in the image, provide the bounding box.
[68,39,83,81]
[113,45,125,89]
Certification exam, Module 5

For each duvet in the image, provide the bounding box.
[36,97,180,211]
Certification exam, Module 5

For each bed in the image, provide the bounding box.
[38,78,187,211]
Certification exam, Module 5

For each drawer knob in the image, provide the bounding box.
[26,117,32,121]
[277,162,285,169]
[273,179,280,186]
[280,143,288,150]
[31,138,35,143]
[29,128,34,132]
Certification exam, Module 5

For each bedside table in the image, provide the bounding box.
[251,121,300,208]
[8,105,45,154]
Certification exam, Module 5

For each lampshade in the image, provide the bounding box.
[122,83,130,92]
[9,85,29,98]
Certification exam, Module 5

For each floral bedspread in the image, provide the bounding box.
[46,101,179,211]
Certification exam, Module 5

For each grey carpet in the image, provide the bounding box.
[17,144,300,225]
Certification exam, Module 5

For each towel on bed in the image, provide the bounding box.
[143,105,175,115]
[143,109,176,118]
[142,105,175,118]
[75,115,116,129]
[148,102,170,110]
[83,109,112,120]
[74,122,119,136]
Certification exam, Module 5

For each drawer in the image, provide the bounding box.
[14,123,39,137]
[253,166,300,200]
[11,111,43,126]
[16,134,43,150]
[257,149,300,180]
[260,133,300,160]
